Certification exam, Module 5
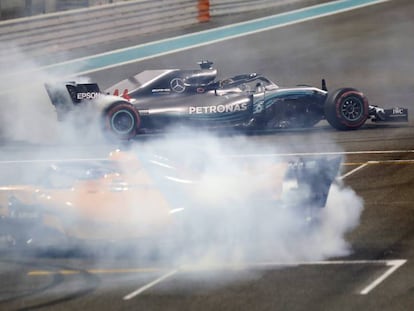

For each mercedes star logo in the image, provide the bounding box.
[170,78,186,93]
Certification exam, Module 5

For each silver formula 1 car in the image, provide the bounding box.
[45,61,408,140]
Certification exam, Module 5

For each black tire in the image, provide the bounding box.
[104,102,140,140]
[324,88,368,130]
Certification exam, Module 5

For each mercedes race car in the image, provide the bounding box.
[0,149,341,253]
[45,61,408,140]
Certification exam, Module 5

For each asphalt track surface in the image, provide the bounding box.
[1,0,414,310]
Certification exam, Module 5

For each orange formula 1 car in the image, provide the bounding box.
[0,150,341,253]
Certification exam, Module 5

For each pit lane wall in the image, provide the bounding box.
[0,0,319,57]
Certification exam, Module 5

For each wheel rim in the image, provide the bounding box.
[110,110,135,134]
[340,96,364,122]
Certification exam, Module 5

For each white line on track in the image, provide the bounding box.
[338,159,414,179]
[119,259,406,300]
[223,150,414,158]
[339,162,368,179]
[27,259,406,298]
[359,259,407,295]
[248,259,407,295]
[164,176,195,184]
[182,259,407,296]
[149,159,177,170]
[123,269,178,300]
[1,150,414,164]
[364,160,399,166]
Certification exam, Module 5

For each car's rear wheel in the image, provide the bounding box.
[104,102,140,140]
[324,88,368,130]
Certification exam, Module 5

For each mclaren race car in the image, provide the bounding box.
[0,150,341,252]
[45,61,408,139]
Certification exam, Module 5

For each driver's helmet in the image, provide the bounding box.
[255,82,265,93]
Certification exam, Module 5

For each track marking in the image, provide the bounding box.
[339,159,414,179]
[28,259,406,297]
[28,267,161,276]
[223,150,414,158]
[366,159,414,164]
[180,259,407,295]
[1,150,414,165]
[123,269,178,300]
[149,159,176,170]
[339,162,368,179]
[342,160,414,165]
[165,176,194,184]
[359,259,407,295]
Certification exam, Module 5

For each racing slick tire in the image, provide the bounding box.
[104,102,140,140]
[324,88,368,130]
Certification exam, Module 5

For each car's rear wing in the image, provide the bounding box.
[44,82,102,120]
[45,82,101,106]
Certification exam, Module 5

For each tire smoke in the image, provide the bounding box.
[0,49,364,292]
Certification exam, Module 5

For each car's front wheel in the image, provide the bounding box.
[324,88,368,130]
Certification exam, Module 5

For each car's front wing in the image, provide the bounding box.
[369,105,408,122]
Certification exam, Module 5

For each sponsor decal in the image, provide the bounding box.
[189,102,248,114]
[152,88,171,93]
[76,92,100,100]
[253,100,264,114]
[121,89,131,100]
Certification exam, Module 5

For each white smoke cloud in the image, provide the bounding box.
[0,45,96,144]
[115,131,364,269]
